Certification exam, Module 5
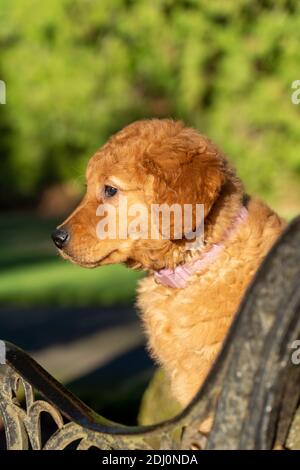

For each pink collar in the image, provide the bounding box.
[154,206,248,289]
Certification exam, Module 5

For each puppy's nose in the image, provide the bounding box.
[51,228,70,249]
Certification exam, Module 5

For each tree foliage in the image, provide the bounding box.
[0,0,300,206]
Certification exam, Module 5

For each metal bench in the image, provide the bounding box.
[1,216,300,450]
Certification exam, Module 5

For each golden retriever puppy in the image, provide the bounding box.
[52,119,285,407]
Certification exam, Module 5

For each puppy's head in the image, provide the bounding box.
[52,119,236,270]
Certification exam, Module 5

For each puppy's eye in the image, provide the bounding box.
[104,185,118,198]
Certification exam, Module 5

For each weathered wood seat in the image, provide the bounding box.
[1,217,300,450]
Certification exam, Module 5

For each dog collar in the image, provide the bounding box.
[154,206,248,289]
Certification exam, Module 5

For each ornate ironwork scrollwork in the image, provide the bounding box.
[1,217,300,450]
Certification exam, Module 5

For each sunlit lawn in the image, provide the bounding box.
[0,213,142,307]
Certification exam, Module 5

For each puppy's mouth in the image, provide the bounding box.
[58,248,118,268]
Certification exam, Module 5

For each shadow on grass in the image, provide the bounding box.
[67,345,154,425]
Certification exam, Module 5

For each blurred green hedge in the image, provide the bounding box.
[0,0,300,207]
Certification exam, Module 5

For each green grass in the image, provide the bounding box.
[0,213,143,307]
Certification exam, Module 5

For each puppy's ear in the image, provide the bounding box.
[143,127,226,238]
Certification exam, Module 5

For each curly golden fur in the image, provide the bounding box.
[55,119,285,406]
